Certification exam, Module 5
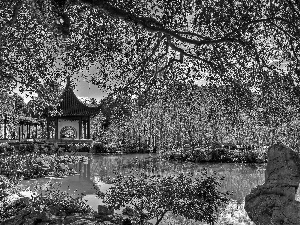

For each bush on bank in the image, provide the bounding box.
[0,153,85,180]
[99,170,231,225]
[0,151,96,224]
[161,145,268,164]
[0,187,94,223]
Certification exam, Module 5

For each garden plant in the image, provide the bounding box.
[98,170,231,225]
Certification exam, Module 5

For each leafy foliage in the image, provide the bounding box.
[100,171,230,225]
[163,145,268,164]
[90,112,106,140]
[2,0,300,114]
[0,151,84,180]
[0,187,93,222]
[31,187,93,217]
[102,82,300,154]
[0,175,15,201]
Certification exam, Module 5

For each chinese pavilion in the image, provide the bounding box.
[46,77,101,141]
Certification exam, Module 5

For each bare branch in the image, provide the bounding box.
[155,210,168,225]
[268,21,297,40]
[173,30,211,40]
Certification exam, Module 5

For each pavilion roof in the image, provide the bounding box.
[0,115,43,124]
[58,78,101,117]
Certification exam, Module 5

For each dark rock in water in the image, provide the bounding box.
[245,143,300,224]
[122,218,132,225]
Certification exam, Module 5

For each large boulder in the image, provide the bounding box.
[245,143,300,224]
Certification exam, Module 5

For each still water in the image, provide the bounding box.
[19,153,266,223]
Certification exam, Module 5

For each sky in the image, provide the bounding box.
[16,75,207,104]
[72,77,108,101]
[15,77,108,104]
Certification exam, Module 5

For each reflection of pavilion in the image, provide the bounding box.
[18,157,97,198]
[50,157,97,198]
[75,158,91,180]
[75,156,115,184]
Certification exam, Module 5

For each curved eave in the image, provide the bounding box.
[62,106,101,116]
[59,82,101,117]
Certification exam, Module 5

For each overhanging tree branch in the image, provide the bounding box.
[166,35,219,72]
[80,0,250,47]
[122,34,166,90]
[0,0,23,35]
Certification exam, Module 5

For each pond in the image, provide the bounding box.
[18,153,267,224]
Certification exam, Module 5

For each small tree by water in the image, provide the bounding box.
[98,170,231,225]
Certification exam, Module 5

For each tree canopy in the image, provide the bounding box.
[1,0,300,114]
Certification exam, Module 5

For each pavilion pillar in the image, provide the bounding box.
[87,117,90,139]
[35,124,38,138]
[28,124,31,139]
[83,120,86,139]
[18,125,21,142]
[21,124,24,140]
[41,122,44,139]
[4,114,7,140]
[46,118,50,139]
[55,118,58,140]
[79,117,82,139]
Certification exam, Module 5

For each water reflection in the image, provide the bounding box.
[89,154,265,203]
[19,153,266,209]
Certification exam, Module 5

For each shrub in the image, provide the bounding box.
[138,142,150,153]
[66,144,77,153]
[0,143,15,155]
[0,196,30,221]
[243,150,258,163]
[77,143,91,152]
[99,170,231,225]
[93,142,107,153]
[192,148,208,162]
[161,145,268,164]
[256,150,268,163]
[65,143,92,153]
[0,187,94,223]
[0,175,14,200]
[211,148,227,162]
[122,143,140,153]
[18,144,35,154]
[32,188,94,217]
[0,154,80,180]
